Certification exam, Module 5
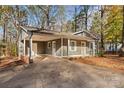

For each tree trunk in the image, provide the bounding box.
[46,6,50,29]
[85,12,88,31]
[100,5,104,57]
[119,5,124,56]
[3,22,7,42]
[60,21,63,32]
[85,5,88,31]
[46,13,49,28]
[74,7,77,32]
[2,19,8,56]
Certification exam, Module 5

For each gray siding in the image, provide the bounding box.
[68,40,81,55]
[56,39,61,56]
[24,38,95,57]
[45,39,61,56]
[37,41,46,54]
[46,41,52,54]
[25,40,29,55]
[63,39,68,56]
[25,41,46,56]
[63,39,90,56]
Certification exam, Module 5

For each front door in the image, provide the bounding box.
[52,41,56,56]
[81,42,86,56]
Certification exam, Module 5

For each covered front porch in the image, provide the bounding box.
[21,32,96,58]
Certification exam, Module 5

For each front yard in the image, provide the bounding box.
[71,55,124,71]
[0,57,24,69]
[0,55,124,88]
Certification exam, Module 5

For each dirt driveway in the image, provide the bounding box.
[0,56,124,88]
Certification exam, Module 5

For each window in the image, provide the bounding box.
[47,42,51,48]
[81,42,85,47]
[90,43,93,49]
[70,40,77,51]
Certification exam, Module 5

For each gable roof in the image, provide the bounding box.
[73,30,100,40]
[20,25,40,32]
[20,25,61,34]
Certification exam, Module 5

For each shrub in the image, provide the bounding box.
[96,51,104,57]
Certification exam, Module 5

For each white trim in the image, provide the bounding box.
[70,40,77,51]
[92,41,96,56]
[52,41,56,56]
[20,26,28,33]
[62,54,92,58]
[73,30,98,39]
[67,39,70,56]
[81,41,86,56]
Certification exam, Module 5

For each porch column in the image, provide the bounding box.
[18,31,22,59]
[23,38,25,56]
[67,39,70,56]
[92,41,96,56]
[61,37,63,56]
[18,41,20,58]
[96,40,99,54]
[29,32,33,63]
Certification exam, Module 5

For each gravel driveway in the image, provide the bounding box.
[0,56,124,88]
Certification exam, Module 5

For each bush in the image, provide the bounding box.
[11,44,17,56]
[96,51,104,57]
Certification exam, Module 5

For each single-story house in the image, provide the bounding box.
[18,26,99,59]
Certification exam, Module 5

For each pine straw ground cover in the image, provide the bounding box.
[69,55,124,71]
[0,57,24,69]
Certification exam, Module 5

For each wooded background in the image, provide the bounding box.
[0,5,124,57]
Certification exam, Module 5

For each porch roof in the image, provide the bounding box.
[25,33,94,42]
[21,26,94,42]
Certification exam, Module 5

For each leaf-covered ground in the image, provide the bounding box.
[72,55,124,71]
[0,57,24,69]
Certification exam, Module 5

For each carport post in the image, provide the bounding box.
[92,41,96,56]
[67,38,70,56]
[29,32,33,63]
[23,38,25,56]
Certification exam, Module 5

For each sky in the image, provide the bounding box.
[65,5,76,20]
[65,5,99,20]
[65,5,99,30]
[24,5,79,27]
[26,5,99,27]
